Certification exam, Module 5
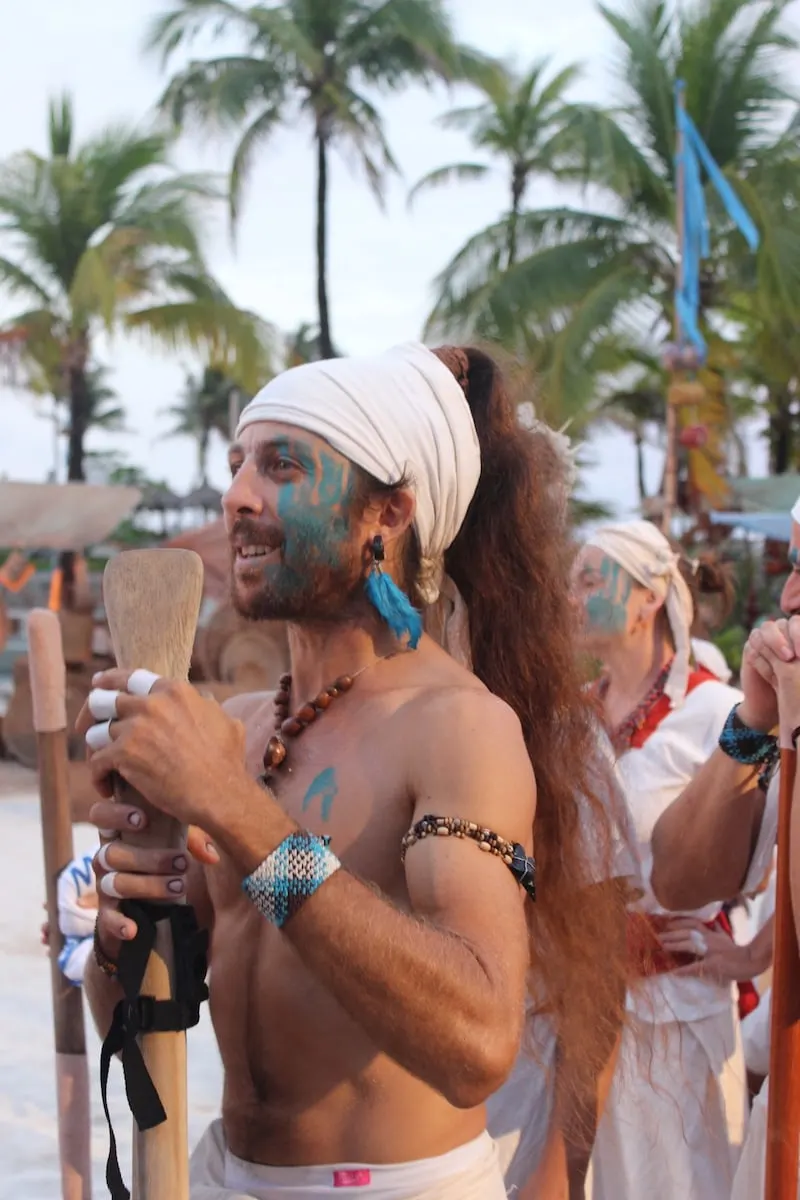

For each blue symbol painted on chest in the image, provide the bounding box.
[302,767,339,822]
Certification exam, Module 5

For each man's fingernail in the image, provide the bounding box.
[120,924,133,939]
[168,878,184,894]
[128,812,143,828]
[92,672,102,684]
[172,855,188,872]
[205,842,220,862]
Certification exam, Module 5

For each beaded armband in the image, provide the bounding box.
[401,815,536,900]
[242,831,341,928]
[719,705,779,767]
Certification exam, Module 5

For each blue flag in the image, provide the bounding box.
[674,80,759,356]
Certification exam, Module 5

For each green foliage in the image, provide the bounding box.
[0,93,275,480]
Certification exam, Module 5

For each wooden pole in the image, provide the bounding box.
[28,608,92,1200]
[662,86,686,535]
[765,736,800,1198]
[102,549,204,1200]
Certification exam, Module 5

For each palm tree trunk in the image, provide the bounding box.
[66,333,90,483]
[635,429,647,501]
[506,165,525,269]
[199,428,210,486]
[768,390,793,474]
[315,130,333,359]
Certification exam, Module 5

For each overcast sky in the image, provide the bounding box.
[0,0,773,514]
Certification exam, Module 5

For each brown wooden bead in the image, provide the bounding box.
[264,736,287,767]
[326,685,340,698]
[281,717,304,738]
[334,675,354,692]
[297,704,317,723]
[279,673,292,689]
[275,689,290,706]
[313,691,332,710]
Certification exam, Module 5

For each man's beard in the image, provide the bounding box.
[230,516,366,624]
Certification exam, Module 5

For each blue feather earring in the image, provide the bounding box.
[364,534,423,648]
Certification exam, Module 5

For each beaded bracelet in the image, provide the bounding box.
[93,923,119,978]
[401,815,536,900]
[718,705,779,767]
[242,831,341,928]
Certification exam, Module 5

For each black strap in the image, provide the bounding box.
[100,901,209,1200]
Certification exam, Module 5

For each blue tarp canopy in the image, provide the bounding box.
[709,511,791,541]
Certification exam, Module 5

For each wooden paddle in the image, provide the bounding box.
[102,549,204,1200]
[765,733,800,1199]
[28,608,92,1200]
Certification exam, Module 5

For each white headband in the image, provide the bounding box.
[235,341,481,606]
[587,520,695,707]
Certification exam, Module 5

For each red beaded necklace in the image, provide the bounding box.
[262,652,407,779]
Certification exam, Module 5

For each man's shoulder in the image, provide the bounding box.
[400,678,528,772]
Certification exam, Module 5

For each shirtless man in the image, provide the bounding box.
[79,342,626,1199]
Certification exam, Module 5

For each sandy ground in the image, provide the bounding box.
[0,763,223,1200]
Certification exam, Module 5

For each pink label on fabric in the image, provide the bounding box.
[333,1169,371,1187]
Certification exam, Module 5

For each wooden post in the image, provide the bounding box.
[765,737,800,1198]
[28,608,92,1200]
[662,85,687,535]
[102,549,204,1200]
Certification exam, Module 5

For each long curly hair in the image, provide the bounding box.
[430,345,631,1104]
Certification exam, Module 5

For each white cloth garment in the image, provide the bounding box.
[691,637,733,684]
[590,677,755,1200]
[189,1121,507,1199]
[56,849,98,986]
[587,521,694,707]
[731,1078,800,1200]
[488,731,640,1196]
[235,342,481,609]
[592,1008,745,1200]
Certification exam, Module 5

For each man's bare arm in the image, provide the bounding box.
[650,748,765,910]
[218,691,534,1108]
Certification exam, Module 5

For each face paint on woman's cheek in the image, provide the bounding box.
[584,559,633,634]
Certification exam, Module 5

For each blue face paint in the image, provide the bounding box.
[261,437,356,602]
[584,557,633,635]
[789,546,799,570]
[302,767,338,822]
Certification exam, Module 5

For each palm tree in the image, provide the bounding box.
[409,58,586,269]
[425,0,800,431]
[163,365,248,483]
[146,0,497,359]
[0,93,274,482]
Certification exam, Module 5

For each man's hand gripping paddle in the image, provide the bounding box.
[28,609,92,1200]
[103,549,203,1200]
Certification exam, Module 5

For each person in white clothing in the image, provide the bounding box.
[649,504,800,1200]
[572,520,764,1200]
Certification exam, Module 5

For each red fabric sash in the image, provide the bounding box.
[628,665,718,749]
[626,912,760,1020]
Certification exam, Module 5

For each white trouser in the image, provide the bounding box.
[590,1007,747,1200]
[189,1120,508,1199]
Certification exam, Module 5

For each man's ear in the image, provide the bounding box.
[377,489,415,547]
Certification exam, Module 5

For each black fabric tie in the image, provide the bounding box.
[99,901,209,1200]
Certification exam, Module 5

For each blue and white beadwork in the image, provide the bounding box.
[242,832,341,927]
[718,704,779,767]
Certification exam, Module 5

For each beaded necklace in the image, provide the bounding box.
[261,651,407,782]
[600,659,673,755]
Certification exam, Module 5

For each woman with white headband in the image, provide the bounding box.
[573,520,768,1200]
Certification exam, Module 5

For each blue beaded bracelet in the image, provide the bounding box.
[718,704,778,766]
[242,831,341,928]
